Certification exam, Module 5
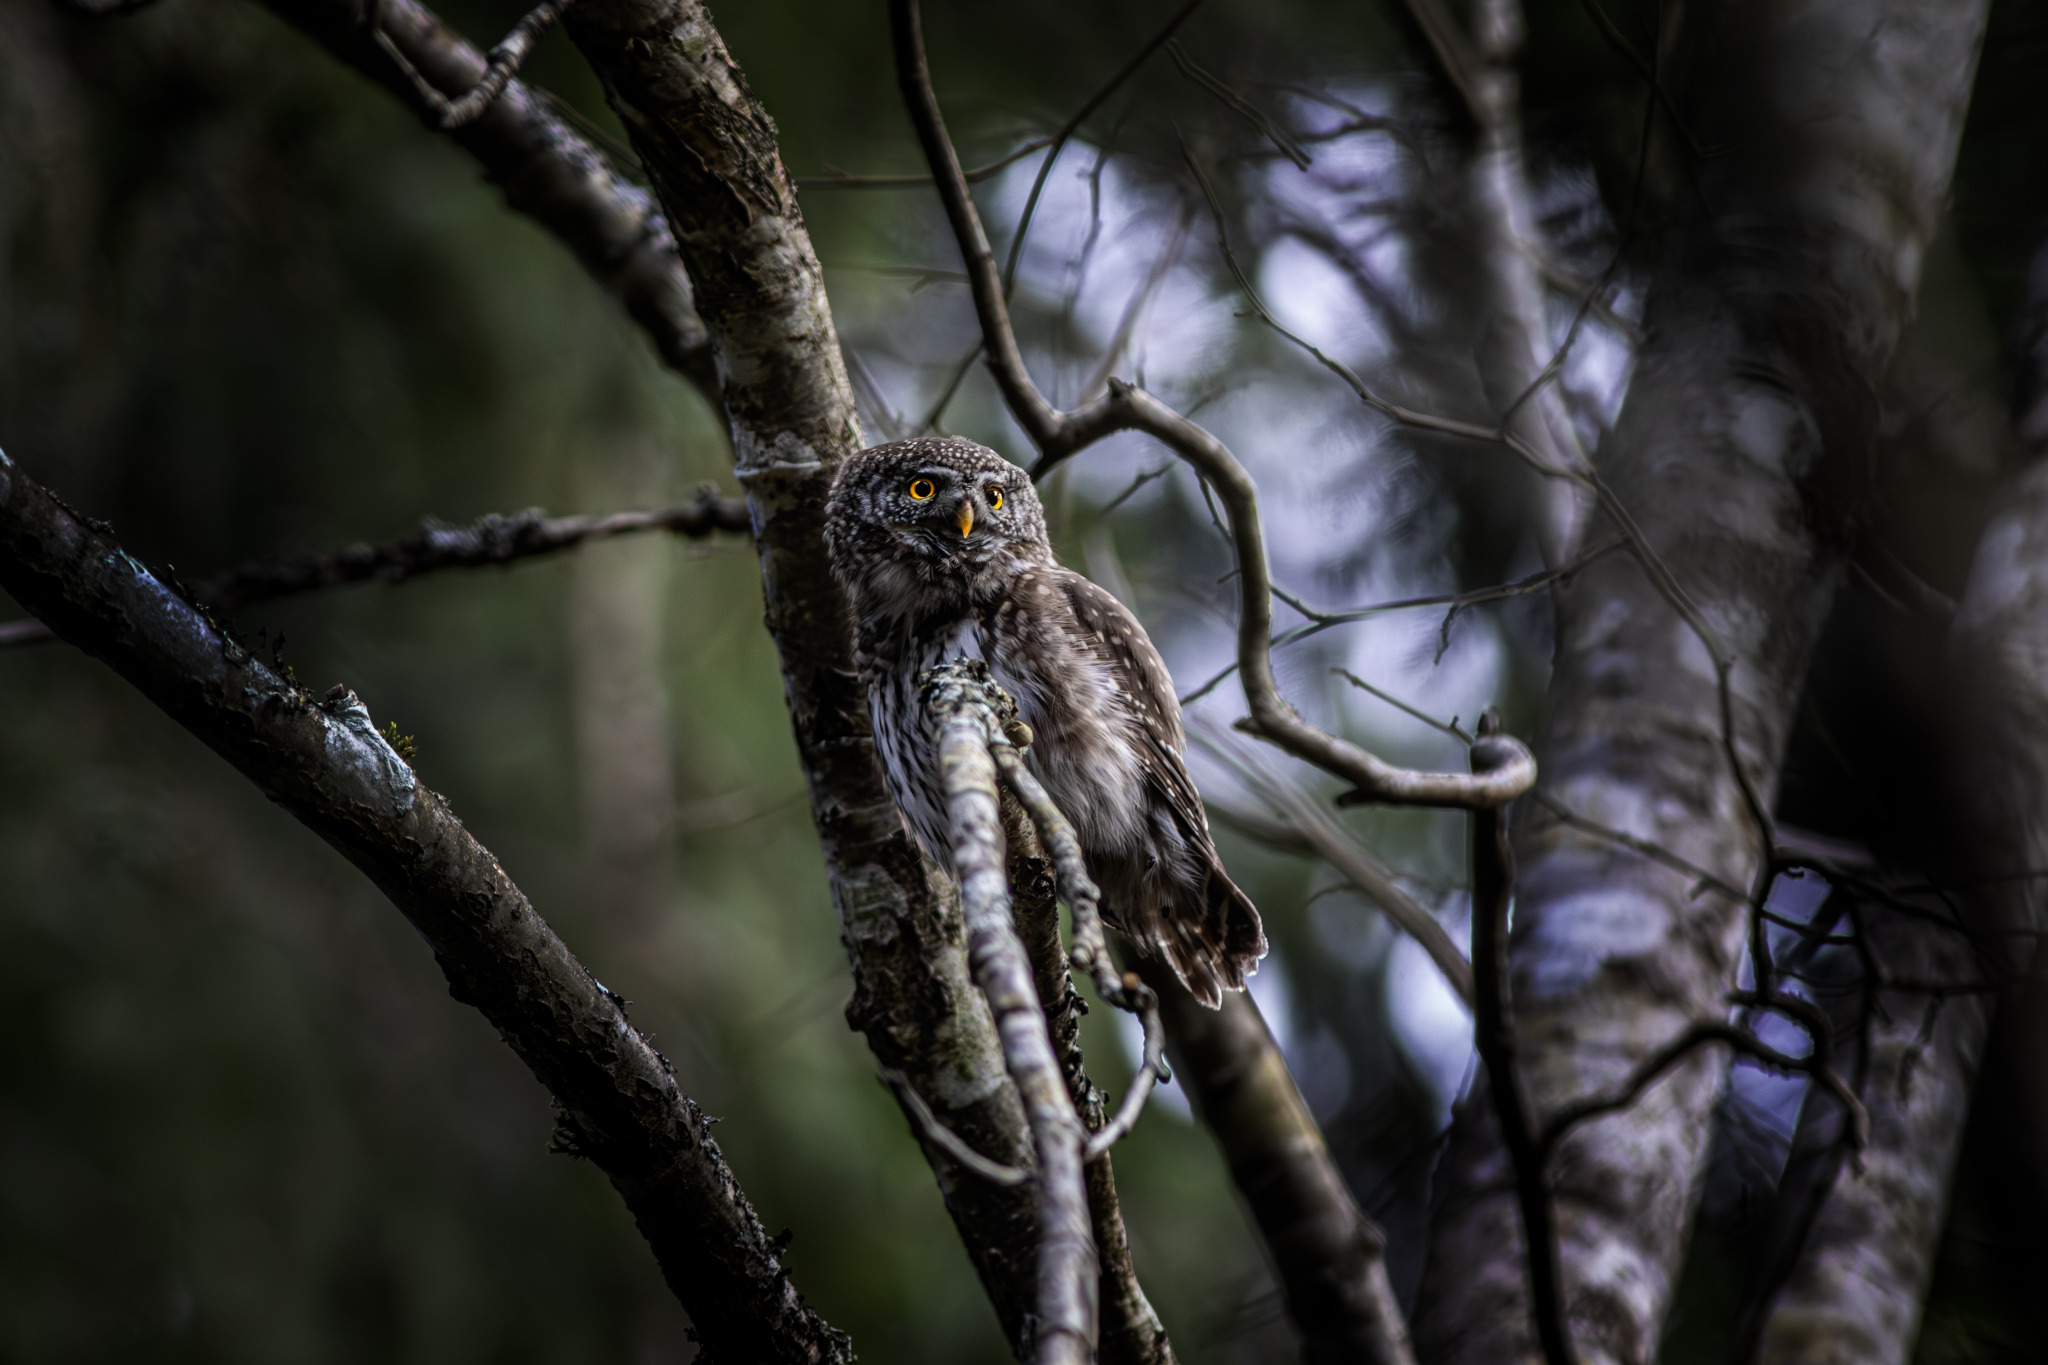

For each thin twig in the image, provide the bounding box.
[370,0,579,131]
[798,135,1057,189]
[878,1069,1031,1185]
[1178,538,1624,704]
[1000,0,1210,297]
[1165,40,1312,169]
[0,492,753,650]
[1195,723,1475,1006]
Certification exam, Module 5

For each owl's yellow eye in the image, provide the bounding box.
[985,486,1005,510]
[908,478,936,501]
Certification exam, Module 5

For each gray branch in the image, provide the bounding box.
[888,0,1535,812]
[0,449,849,1362]
[925,663,1098,1365]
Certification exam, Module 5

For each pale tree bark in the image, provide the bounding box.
[1747,240,2048,1365]
[1413,4,1988,1362]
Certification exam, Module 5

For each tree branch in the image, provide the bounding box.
[1467,718,1576,1365]
[0,450,850,1363]
[554,0,1144,1347]
[1125,951,1416,1365]
[255,0,718,400]
[888,0,1535,811]
[925,663,1098,1365]
[1,494,752,650]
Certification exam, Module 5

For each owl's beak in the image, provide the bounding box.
[954,499,976,538]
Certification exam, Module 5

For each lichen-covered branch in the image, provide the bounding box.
[1412,3,1989,1360]
[255,0,718,399]
[0,448,849,1363]
[925,663,1098,1365]
[1003,803,1177,1365]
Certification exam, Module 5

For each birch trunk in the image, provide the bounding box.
[1412,4,1987,1361]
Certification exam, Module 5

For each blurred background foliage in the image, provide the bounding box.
[2,0,2046,1360]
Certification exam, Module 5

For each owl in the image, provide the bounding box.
[824,436,1265,1008]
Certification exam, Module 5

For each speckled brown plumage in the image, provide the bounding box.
[824,436,1265,1007]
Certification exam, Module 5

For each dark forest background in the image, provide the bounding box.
[3,0,2046,1360]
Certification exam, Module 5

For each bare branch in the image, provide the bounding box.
[1126,952,1417,1365]
[367,0,578,131]
[1467,716,1577,1365]
[889,0,1536,810]
[1003,805,1178,1365]
[797,135,1056,189]
[878,1070,1030,1187]
[925,662,1098,1365]
[1195,724,1475,1007]
[256,0,717,398]
[559,0,1055,1344]
[2,494,752,650]
[0,451,851,1363]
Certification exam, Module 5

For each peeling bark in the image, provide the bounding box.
[1413,4,1987,1362]
[0,448,850,1363]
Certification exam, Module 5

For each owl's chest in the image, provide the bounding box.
[865,612,1146,866]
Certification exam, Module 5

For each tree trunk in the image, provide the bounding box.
[1412,4,1987,1361]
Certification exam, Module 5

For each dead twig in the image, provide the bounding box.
[0,492,753,650]
[368,0,579,131]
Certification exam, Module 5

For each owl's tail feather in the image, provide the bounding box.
[1155,855,1268,1010]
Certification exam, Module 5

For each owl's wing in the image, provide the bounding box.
[1056,568,1266,1005]
[1053,570,1201,833]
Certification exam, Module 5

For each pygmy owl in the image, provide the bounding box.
[824,436,1266,1007]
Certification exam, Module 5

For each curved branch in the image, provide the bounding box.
[0,452,849,1363]
[888,0,1532,810]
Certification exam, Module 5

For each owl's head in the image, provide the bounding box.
[825,437,1050,611]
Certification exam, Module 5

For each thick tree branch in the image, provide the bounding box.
[555,2,1173,1351]
[0,448,848,1363]
[1126,951,1416,1365]
[255,0,718,399]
